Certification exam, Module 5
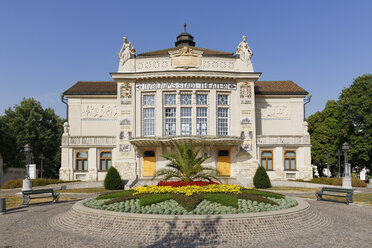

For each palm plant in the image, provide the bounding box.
[155,142,220,182]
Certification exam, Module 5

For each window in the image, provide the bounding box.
[196,94,207,105]
[99,151,112,171]
[143,94,155,136]
[217,94,228,105]
[165,94,176,105]
[143,108,155,136]
[261,151,273,170]
[196,107,208,135]
[284,151,296,170]
[75,151,88,171]
[217,94,229,136]
[164,107,176,135]
[181,107,192,135]
[143,95,154,106]
[180,94,192,105]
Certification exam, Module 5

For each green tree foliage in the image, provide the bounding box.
[0,98,64,177]
[307,74,372,175]
[253,166,271,188]
[338,74,372,171]
[155,142,220,182]
[104,167,123,190]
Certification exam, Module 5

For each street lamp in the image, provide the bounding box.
[336,150,341,178]
[39,154,45,179]
[22,144,32,191]
[342,142,352,188]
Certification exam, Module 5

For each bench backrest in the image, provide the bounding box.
[322,187,354,193]
[22,188,54,195]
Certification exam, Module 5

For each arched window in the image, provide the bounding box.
[261,150,273,170]
[284,151,296,170]
[75,151,88,171]
[100,151,112,171]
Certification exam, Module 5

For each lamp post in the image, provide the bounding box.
[22,144,32,191]
[336,150,341,178]
[39,154,45,179]
[342,142,352,189]
[325,151,330,178]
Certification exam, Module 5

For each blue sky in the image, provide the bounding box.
[0,0,371,119]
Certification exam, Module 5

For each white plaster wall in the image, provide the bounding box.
[256,96,304,136]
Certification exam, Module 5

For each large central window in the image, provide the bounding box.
[143,94,155,136]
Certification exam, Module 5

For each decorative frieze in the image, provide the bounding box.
[256,104,290,119]
[136,82,237,91]
[81,104,118,119]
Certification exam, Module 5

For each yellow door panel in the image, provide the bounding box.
[143,150,156,177]
[217,150,231,176]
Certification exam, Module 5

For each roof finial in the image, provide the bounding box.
[184,23,187,32]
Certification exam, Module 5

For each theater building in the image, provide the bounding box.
[59,30,312,184]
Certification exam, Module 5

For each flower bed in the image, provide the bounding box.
[85,184,297,215]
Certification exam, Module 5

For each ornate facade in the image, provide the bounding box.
[60,30,312,184]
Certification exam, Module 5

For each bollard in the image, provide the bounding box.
[0,198,6,214]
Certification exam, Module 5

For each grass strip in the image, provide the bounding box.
[172,193,205,211]
[139,193,173,206]
[97,190,134,200]
[205,193,238,208]
[242,188,284,199]
[238,192,278,205]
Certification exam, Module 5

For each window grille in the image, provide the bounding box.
[196,107,208,135]
[165,94,176,105]
[143,108,155,136]
[143,95,155,106]
[181,107,192,135]
[217,94,228,105]
[164,107,176,136]
[196,94,208,105]
[217,108,228,136]
[180,94,192,105]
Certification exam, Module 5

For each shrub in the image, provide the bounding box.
[253,166,272,189]
[309,177,367,187]
[104,167,123,190]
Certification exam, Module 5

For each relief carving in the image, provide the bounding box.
[256,104,290,119]
[81,104,118,119]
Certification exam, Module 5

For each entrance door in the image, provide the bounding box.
[217,150,231,176]
[142,150,156,177]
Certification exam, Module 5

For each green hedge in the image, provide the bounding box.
[1,178,66,189]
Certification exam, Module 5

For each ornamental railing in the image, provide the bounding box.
[256,135,310,145]
[62,136,116,146]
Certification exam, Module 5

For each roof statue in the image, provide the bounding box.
[236,35,253,64]
[118,36,136,65]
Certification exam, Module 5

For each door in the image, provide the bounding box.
[142,150,156,177]
[217,150,231,176]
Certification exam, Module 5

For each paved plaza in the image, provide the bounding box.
[1,192,371,248]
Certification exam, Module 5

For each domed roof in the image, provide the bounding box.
[175,24,195,47]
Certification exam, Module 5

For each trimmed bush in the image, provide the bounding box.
[104,167,123,190]
[253,166,272,188]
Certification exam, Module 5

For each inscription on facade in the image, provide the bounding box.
[136,82,237,91]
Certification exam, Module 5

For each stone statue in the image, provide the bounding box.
[236,35,253,63]
[63,122,70,135]
[118,37,135,65]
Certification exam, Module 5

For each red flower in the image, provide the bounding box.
[157,180,219,187]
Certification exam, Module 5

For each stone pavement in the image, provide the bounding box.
[1,196,371,248]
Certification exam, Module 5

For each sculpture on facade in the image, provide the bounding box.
[118,37,135,65]
[236,35,253,64]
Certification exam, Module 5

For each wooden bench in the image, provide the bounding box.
[315,187,354,204]
[22,188,60,205]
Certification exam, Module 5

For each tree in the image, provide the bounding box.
[0,98,64,177]
[155,142,220,182]
[307,74,372,176]
[338,74,372,172]
[307,100,342,176]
